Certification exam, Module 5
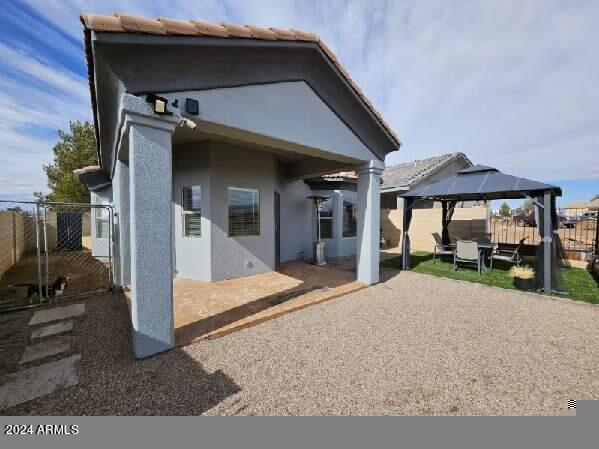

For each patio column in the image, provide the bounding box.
[356,160,385,285]
[121,94,180,358]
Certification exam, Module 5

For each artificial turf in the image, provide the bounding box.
[381,251,599,304]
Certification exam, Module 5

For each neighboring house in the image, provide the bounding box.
[74,13,400,358]
[304,172,359,259]
[378,153,490,249]
[381,153,473,209]
[564,199,599,217]
[305,154,478,256]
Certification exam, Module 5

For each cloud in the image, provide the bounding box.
[0,39,90,199]
[1,0,597,203]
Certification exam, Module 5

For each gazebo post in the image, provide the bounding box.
[543,191,552,295]
[402,197,414,270]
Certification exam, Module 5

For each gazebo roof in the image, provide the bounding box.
[402,165,561,201]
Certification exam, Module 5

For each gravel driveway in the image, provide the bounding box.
[4,270,599,415]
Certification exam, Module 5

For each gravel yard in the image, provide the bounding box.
[3,270,599,415]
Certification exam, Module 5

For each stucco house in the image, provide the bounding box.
[74,13,400,358]
[378,153,491,250]
[380,153,473,210]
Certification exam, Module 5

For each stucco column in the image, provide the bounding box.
[356,160,385,285]
[121,94,180,358]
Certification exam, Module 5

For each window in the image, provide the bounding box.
[95,207,110,239]
[342,200,357,238]
[228,187,260,236]
[319,197,334,239]
[182,186,202,237]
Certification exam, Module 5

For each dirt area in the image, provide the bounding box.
[2,293,242,415]
[2,268,598,415]
[0,251,110,310]
[0,307,32,377]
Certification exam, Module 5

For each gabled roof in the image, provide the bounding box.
[381,153,471,191]
[403,165,561,201]
[80,12,401,158]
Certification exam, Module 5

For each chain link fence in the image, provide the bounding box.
[0,200,114,311]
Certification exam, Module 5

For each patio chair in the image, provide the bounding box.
[432,232,454,263]
[453,240,482,275]
[489,237,527,270]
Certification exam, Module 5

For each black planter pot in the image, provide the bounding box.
[513,276,534,291]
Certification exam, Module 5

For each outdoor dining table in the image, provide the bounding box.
[448,241,496,271]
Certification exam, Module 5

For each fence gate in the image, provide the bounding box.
[0,200,114,311]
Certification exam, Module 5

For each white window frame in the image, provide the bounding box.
[95,207,110,239]
[319,197,334,240]
[182,185,202,238]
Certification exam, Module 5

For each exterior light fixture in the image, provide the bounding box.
[146,94,172,115]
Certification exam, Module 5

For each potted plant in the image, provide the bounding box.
[511,266,535,291]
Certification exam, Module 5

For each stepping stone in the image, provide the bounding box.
[31,320,74,339]
[29,303,85,326]
[0,354,80,411]
[19,337,71,364]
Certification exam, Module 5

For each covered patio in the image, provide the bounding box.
[172,258,365,345]
[400,165,563,294]
[78,13,402,357]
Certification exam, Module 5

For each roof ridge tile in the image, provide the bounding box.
[80,12,400,147]
[220,22,252,38]
[191,20,229,37]
[245,24,277,40]
[158,17,197,35]
[114,12,166,34]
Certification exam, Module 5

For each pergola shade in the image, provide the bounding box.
[399,165,563,295]
[402,165,562,201]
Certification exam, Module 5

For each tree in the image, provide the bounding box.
[40,121,97,203]
[520,199,534,215]
[592,194,599,201]
[499,202,511,217]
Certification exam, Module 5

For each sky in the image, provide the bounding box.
[0,0,597,207]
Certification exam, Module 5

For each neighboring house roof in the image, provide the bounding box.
[381,153,471,191]
[565,199,599,209]
[79,12,401,161]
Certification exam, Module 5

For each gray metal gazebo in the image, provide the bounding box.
[400,165,563,295]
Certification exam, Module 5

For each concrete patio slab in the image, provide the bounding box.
[171,259,366,345]
[31,320,74,339]
[0,354,80,411]
[19,337,72,364]
[29,303,85,326]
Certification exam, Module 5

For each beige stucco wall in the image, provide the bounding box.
[0,211,36,278]
[0,210,92,279]
[381,206,490,251]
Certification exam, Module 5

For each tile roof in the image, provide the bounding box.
[321,171,358,181]
[381,153,471,190]
[79,12,400,147]
[72,165,101,176]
